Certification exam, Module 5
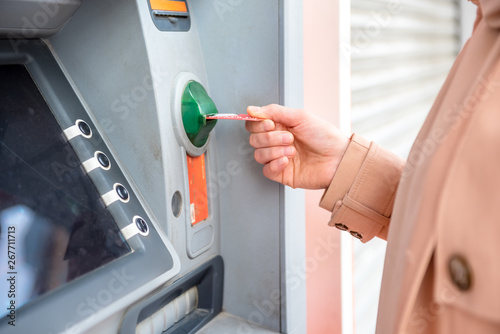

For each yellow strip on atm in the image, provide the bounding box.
[149,0,188,13]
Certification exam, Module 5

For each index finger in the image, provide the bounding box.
[245,119,275,133]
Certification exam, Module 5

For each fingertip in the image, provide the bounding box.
[282,133,294,145]
[247,106,261,116]
[248,133,257,148]
[271,156,288,172]
[245,119,275,133]
[263,119,275,131]
[284,146,295,157]
[279,156,289,167]
[245,120,254,132]
[263,158,287,180]
[260,104,304,127]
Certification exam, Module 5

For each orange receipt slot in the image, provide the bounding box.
[187,154,209,225]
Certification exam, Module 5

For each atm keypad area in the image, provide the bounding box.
[0,0,292,333]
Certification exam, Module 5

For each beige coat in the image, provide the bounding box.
[320,1,500,333]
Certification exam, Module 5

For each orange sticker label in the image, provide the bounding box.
[149,0,188,12]
[187,154,208,225]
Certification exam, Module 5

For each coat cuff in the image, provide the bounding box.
[319,134,405,242]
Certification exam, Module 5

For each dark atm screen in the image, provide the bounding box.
[0,65,131,317]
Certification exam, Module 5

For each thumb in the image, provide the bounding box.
[247,104,304,128]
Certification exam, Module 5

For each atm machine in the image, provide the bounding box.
[0,0,305,333]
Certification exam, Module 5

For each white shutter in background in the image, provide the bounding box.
[350,1,460,333]
[351,0,460,156]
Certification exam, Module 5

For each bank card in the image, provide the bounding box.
[206,114,262,121]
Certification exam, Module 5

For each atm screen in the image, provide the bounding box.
[0,65,131,316]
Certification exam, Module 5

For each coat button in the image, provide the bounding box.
[448,255,472,291]
[334,223,349,231]
[349,231,363,240]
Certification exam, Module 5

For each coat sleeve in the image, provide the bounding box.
[319,134,405,242]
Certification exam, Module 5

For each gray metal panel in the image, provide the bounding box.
[120,256,224,334]
[190,1,282,332]
[48,0,166,233]
[0,0,81,38]
[132,0,222,277]
[198,312,278,334]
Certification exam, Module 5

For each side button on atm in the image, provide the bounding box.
[121,216,150,240]
[82,151,111,173]
[63,119,93,140]
[102,183,130,206]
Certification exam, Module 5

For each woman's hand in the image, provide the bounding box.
[246,104,349,189]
